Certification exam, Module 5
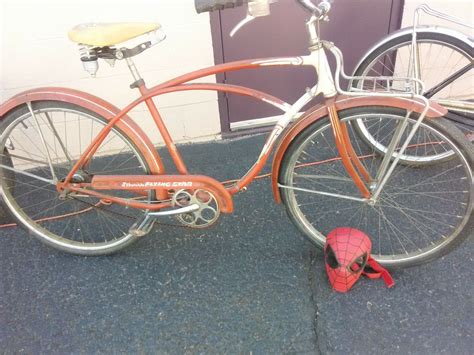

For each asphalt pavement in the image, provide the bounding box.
[1,133,472,353]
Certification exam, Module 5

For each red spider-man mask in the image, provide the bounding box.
[324,228,395,292]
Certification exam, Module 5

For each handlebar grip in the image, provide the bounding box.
[194,0,249,13]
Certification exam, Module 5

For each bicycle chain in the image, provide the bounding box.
[71,196,199,230]
[68,184,240,231]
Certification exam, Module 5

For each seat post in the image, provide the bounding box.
[125,57,145,88]
[126,55,189,175]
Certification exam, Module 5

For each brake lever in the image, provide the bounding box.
[230,14,256,37]
[230,0,273,38]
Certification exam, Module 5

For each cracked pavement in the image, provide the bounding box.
[1,134,472,353]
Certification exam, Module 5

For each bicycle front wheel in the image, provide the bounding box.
[279,107,473,268]
[352,31,473,162]
[0,101,154,255]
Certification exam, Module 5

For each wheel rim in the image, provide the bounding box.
[283,112,473,265]
[0,104,152,253]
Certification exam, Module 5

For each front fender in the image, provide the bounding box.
[271,95,448,203]
[0,87,164,176]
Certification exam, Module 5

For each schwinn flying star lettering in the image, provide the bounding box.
[121,181,193,188]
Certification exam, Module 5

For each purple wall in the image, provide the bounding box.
[211,0,405,133]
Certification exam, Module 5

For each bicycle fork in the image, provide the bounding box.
[327,97,430,204]
[326,100,371,199]
[370,98,430,201]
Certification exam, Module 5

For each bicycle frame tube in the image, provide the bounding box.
[2,35,446,213]
[60,44,338,195]
[423,63,474,115]
[423,62,473,99]
[56,37,443,210]
[51,16,443,209]
[60,58,293,185]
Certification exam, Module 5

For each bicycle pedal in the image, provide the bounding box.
[129,215,155,237]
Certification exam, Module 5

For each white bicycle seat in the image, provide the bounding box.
[68,22,161,47]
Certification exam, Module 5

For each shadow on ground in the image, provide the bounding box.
[1,134,472,353]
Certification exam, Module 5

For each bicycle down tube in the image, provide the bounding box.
[58,56,324,203]
[58,48,378,206]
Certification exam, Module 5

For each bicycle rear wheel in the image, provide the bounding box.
[352,31,473,161]
[0,101,154,255]
[279,106,473,268]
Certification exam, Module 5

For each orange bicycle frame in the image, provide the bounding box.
[0,57,447,213]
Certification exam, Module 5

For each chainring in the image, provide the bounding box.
[172,189,220,228]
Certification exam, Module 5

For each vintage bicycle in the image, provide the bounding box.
[0,0,472,268]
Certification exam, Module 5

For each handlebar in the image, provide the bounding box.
[296,0,331,17]
[195,0,332,38]
[195,0,249,14]
[195,0,331,18]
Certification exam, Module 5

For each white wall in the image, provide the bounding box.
[0,0,221,145]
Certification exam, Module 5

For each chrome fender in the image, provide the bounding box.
[353,25,473,77]
[0,87,165,176]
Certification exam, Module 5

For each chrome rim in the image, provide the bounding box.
[0,105,151,252]
[284,112,472,265]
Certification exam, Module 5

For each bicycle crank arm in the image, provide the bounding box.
[129,204,200,237]
[148,203,199,217]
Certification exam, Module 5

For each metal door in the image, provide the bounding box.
[210,0,404,133]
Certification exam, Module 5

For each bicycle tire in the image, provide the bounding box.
[351,31,473,164]
[0,101,154,255]
[279,106,473,269]
[0,148,15,224]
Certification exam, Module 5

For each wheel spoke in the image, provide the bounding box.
[0,104,152,254]
[281,109,472,267]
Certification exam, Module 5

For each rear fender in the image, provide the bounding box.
[271,95,448,203]
[0,87,165,176]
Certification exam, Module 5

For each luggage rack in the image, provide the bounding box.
[411,3,474,85]
[328,44,426,99]
[346,3,472,98]
[347,75,425,95]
